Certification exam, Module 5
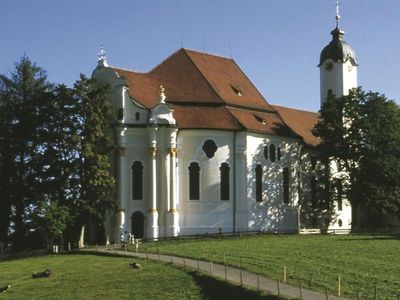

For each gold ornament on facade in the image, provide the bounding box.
[148,208,157,213]
[170,147,178,157]
[150,147,157,157]
[169,208,177,213]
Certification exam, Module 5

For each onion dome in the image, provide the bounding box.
[319,26,357,66]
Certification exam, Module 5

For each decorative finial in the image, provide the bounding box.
[159,85,166,103]
[97,44,108,67]
[335,0,341,27]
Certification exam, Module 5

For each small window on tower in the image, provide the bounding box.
[135,112,140,121]
[277,147,282,161]
[263,145,268,160]
[270,144,276,162]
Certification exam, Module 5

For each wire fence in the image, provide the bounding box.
[121,230,400,300]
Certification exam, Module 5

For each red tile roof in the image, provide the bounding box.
[272,105,320,146]
[109,48,318,146]
[171,105,243,130]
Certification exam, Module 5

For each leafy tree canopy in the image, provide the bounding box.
[314,88,400,224]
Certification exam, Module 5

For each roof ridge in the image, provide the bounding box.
[182,48,234,61]
[112,66,147,75]
[272,104,318,115]
[181,49,225,104]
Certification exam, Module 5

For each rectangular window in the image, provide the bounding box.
[255,164,262,202]
[189,162,200,200]
[283,167,290,204]
[132,161,143,200]
[220,163,230,200]
[311,176,317,209]
[337,180,343,211]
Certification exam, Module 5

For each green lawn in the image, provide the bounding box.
[134,234,400,299]
[0,253,282,299]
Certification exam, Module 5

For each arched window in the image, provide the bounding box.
[189,162,200,200]
[283,167,290,204]
[263,145,268,160]
[338,219,343,227]
[202,139,218,158]
[135,112,140,121]
[270,144,276,162]
[220,163,230,201]
[131,161,143,200]
[311,176,317,209]
[255,164,262,202]
[277,147,282,161]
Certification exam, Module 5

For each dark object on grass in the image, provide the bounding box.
[0,285,11,293]
[32,269,52,278]
[129,262,142,269]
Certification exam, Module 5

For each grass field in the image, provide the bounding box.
[0,253,282,299]
[134,234,400,299]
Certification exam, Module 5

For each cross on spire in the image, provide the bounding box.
[97,44,108,67]
[335,0,341,27]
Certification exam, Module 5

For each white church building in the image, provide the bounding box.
[92,15,356,241]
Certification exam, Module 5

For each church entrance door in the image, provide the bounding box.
[131,211,145,239]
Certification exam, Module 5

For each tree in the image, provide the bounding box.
[313,88,400,228]
[71,75,116,244]
[0,58,115,251]
[0,56,53,250]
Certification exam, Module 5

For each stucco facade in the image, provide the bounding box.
[92,21,355,241]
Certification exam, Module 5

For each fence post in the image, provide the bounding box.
[299,282,303,300]
[374,285,377,300]
[283,266,287,283]
[210,261,213,275]
[325,288,328,300]
[223,251,226,264]
[337,275,341,296]
[240,271,243,286]
[197,260,200,270]
[277,279,281,295]
[224,265,227,281]
[356,291,359,300]
[257,274,260,292]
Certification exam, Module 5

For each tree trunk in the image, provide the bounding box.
[78,225,85,248]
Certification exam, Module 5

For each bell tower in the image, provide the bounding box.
[319,1,358,106]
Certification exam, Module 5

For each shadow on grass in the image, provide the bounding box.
[336,234,400,242]
[189,270,284,300]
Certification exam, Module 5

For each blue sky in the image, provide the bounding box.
[1,0,399,112]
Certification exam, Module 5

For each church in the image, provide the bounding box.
[92,13,356,241]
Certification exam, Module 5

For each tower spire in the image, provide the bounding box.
[97,44,108,67]
[335,0,341,28]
